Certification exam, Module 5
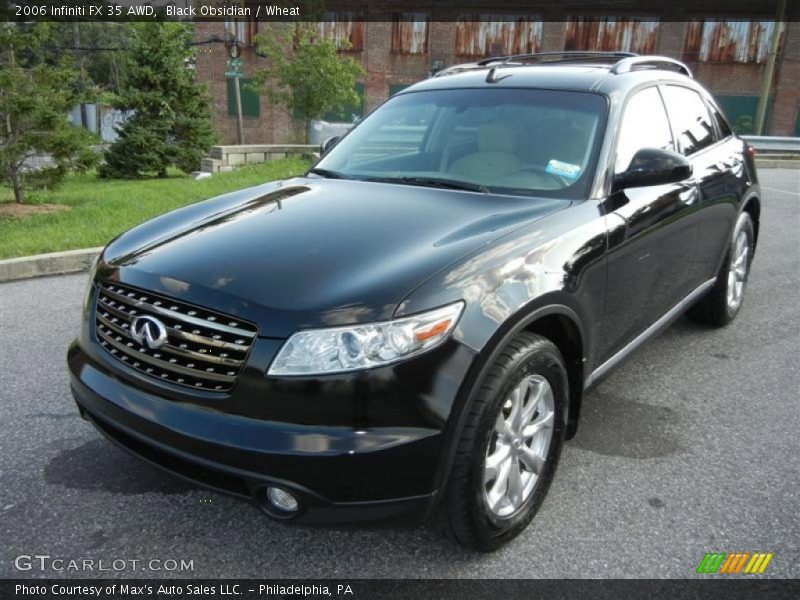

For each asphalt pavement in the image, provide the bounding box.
[1,169,798,579]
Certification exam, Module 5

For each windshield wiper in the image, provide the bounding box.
[307,167,352,180]
[364,176,489,194]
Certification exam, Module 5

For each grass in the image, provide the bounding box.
[0,157,310,259]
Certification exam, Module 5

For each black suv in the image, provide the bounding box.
[68,52,759,551]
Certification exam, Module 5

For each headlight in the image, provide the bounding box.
[268,302,464,376]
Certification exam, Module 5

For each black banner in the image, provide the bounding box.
[6,0,800,23]
[3,579,800,600]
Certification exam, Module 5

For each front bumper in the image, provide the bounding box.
[67,332,477,526]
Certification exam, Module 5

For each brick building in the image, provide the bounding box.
[194,17,800,144]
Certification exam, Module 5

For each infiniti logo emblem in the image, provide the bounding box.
[130,315,168,350]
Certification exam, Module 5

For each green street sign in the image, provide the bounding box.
[225,71,242,78]
[227,58,243,68]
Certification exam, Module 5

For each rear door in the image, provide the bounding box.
[661,85,744,283]
[596,85,700,364]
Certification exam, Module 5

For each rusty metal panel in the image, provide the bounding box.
[565,18,658,54]
[455,15,542,57]
[391,13,429,54]
[683,20,783,64]
[318,12,364,52]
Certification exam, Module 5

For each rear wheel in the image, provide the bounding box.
[433,332,567,551]
[688,212,754,327]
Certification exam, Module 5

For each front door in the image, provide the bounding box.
[661,85,744,284]
[597,85,700,364]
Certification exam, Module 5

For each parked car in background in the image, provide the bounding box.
[69,52,759,551]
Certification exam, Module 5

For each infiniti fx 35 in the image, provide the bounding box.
[68,53,759,550]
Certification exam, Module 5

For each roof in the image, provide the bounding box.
[400,54,696,97]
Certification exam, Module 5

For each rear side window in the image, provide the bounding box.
[708,101,734,139]
[662,86,716,155]
[615,87,674,174]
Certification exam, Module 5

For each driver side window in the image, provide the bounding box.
[615,87,674,175]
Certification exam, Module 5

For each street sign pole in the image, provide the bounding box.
[233,74,244,145]
[226,52,245,145]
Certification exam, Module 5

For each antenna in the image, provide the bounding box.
[485,67,511,83]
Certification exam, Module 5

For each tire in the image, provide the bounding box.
[688,212,755,327]
[433,332,567,551]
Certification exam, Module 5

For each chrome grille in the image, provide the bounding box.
[94,282,258,392]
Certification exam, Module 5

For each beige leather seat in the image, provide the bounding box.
[448,123,523,180]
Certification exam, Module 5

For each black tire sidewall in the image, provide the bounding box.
[469,339,567,548]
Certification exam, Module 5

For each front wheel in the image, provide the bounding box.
[433,333,567,551]
[688,212,754,327]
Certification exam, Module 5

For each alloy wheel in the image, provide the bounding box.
[483,374,555,517]
[727,229,749,311]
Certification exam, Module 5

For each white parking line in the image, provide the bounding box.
[761,185,800,197]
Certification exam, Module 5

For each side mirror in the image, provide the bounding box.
[320,136,341,156]
[613,148,692,190]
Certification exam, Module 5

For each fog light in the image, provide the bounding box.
[266,487,299,512]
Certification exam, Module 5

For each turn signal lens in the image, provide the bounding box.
[267,302,464,376]
[414,319,452,342]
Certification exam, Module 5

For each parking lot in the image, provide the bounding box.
[1,169,797,579]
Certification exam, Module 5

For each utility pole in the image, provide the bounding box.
[754,0,786,136]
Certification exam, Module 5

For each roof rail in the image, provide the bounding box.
[610,56,693,78]
[433,63,483,78]
[432,52,691,81]
[477,51,638,67]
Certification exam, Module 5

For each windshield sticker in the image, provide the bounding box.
[546,159,581,180]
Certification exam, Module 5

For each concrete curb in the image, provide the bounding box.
[0,247,103,283]
[755,158,800,169]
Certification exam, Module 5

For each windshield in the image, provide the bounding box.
[315,88,607,199]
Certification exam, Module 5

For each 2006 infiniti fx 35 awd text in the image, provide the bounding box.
[68,53,759,551]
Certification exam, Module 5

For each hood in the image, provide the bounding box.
[102,178,568,337]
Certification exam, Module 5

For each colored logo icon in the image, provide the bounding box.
[697,552,773,574]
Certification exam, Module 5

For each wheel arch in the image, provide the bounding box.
[742,194,761,248]
[475,303,587,440]
[522,312,585,440]
[428,302,587,518]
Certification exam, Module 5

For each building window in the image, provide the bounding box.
[391,13,429,54]
[317,12,364,52]
[226,78,260,119]
[565,17,658,54]
[224,20,258,46]
[455,15,542,57]
[683,20,783,64]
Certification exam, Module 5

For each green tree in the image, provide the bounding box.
[253,22,366,142]
[100,23,216,178]
[48,22,132,96]
[0,23,97,204]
